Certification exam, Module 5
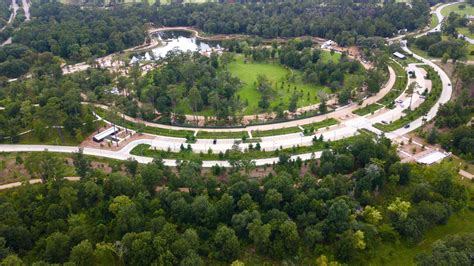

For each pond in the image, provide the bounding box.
[130,30,221,63]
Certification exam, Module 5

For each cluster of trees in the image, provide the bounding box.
[415,233,474,265]
[0,44,32,78]
[278,39,375,104]
[12,2,151,62]
[0,135,468,265]
[0,56,112,143]
[133,51,242,123]
[428,64,474,160]
[153,0,430,41]
[0,0,11,29]
[410,32,468,62]
[122,40,370,124]
[443,12,469,38]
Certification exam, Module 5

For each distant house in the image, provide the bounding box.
[393,52,406,60]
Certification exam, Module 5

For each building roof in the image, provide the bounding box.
[416,150,450,165]
[393,52,406,59]
[93,127,118,142]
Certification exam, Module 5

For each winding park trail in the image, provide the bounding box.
[0,2,455,168]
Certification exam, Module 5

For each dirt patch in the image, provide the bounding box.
[0,155,30,185]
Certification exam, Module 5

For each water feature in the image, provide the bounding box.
[130,30,221,64]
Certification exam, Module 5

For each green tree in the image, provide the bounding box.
[43,232,70,263]
[1,255,24,266]
[124,158,139,177]
[73,148,91,179]
[25,151,65,182]
[70,240,94,266]
[212,226,240,262]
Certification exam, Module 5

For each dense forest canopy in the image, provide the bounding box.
[0,135,470,265]
[153,0,431,40]
[6,0,434,64]
[12,3,151,62]
[0,55,111,143]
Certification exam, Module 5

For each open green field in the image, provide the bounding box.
[458,27,474,39]
[441,2,474,17]
[229,55,332,115]
[430,13,439,29]
[369,210,474,266]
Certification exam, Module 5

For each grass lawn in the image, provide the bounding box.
[353,103,384,116]
[251,126,302,138]
[0,120,103,146]
[408,44,433,60]
[95,107,195,138]
[430,13,439,29]
[458,27,474,39]
[229,54,331,115]
[377,60,407,107]
[301,118,339,131]
[369,210,474,266]
[409,40,474,61]
[441,3,474,17]
[196,130,249,139]
[320,51,342,63]
[370,160,474,266]
[15,129,84,146]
